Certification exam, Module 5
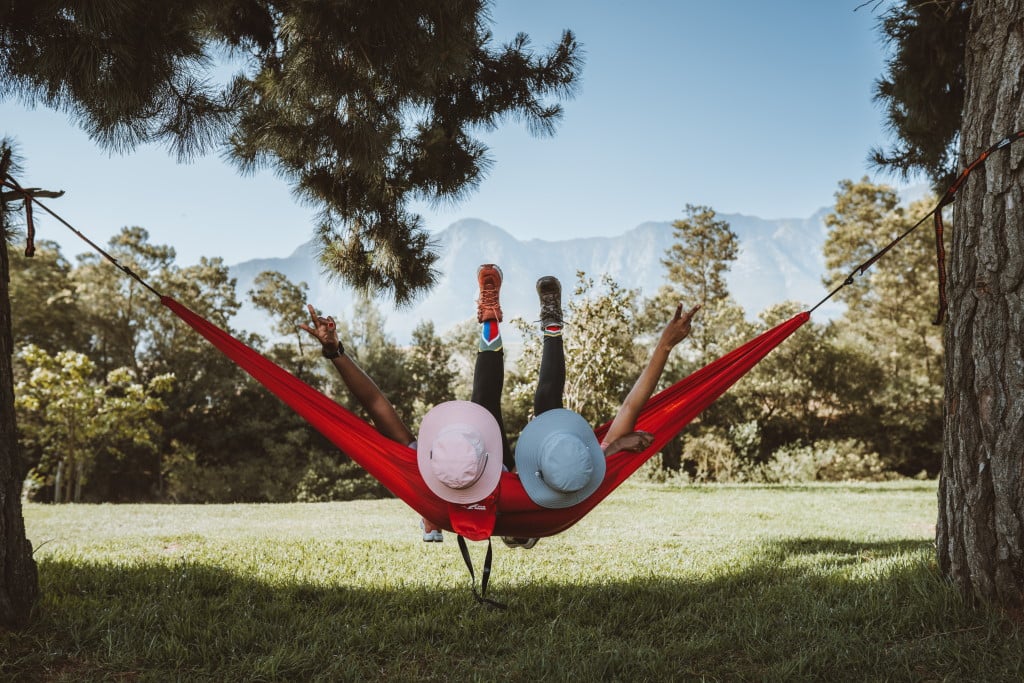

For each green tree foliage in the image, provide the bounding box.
[731,302,884,463]
[8,240,86,357]
[406,320,458,425]
[67,228,257,488]
[871,0,969,190]
[651,205,748,471]
[654,204,746,361]
[0,0,582,304]
[248,270,312,376]
[822,178,943,474]
[249,271,309,343]
[72,227,179,375]
[15,345,172,502]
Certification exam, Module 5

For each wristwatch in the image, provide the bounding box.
[322,342,344,359]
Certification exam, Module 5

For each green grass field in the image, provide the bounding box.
[4,481,1023,682]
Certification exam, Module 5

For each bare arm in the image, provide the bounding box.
[299,304,415,445]
[601,303,700,456]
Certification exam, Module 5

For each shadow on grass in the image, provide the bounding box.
[3,537,1022,682]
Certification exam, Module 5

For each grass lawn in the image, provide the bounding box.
[3,480,1023,681]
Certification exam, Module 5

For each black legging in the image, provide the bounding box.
[472,335,564,471]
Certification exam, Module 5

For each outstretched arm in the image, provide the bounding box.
[601,303,700,456]
[299,304,415,445]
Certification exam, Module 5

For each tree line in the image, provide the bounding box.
[8,178,943,503]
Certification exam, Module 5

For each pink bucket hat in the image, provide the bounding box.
[417,401,503,504]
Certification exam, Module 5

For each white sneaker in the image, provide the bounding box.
[420,519,443,543]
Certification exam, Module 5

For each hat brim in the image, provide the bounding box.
[417,401,503,504]
[515,409,606,509]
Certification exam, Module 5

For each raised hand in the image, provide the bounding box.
[659,303,701,349]
[298,303,339,350]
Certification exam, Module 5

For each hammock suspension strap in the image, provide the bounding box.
[808,130,1024,324]
[1,169,162,299]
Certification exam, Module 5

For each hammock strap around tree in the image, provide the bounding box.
[805,130,1024,325]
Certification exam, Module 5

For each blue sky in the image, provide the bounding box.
[1,1,903,267]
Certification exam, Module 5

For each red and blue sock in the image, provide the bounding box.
[479,320,502,351]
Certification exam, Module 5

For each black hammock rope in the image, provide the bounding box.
[4,130,1024,323]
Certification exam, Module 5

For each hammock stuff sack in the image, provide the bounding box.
[162,296,807,538]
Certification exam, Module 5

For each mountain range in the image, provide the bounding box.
[227,210,846,345]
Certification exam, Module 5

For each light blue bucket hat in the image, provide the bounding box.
[514,408,606,509]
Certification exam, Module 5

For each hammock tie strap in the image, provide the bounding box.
[1,173,37,257]
[456,536,506,610]
[1,172,162,299]
[809,130,1024,321]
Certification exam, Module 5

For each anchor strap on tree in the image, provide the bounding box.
[807,130,1024,323]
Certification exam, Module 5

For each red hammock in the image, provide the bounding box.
[162,296,807,538]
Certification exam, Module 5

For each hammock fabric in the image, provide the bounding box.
[163,296,807,538]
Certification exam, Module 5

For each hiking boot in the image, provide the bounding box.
[501,537,539,549]
[536,276,563,328]
[476,264,503,322]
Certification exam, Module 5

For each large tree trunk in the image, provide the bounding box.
[0,195,40,627]
[937,0,1024,610]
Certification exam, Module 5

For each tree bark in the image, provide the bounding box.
[938,0,1024,611]
[0,192,40,627]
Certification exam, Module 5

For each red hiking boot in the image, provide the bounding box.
[476,264,503,322]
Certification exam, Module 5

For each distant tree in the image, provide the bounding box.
[250,271,310,347]
[72,226,178,376]
[8,239,87,356]
[822,178,943,474]
[406,320,458,425]
[651,204,747,472]
[249,270,311,375]
[653,204,745,359]
[15,345,172,503]
[874,0,1024,609]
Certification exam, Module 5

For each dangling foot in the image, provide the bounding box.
[501,537,539,549]
[420,518,443,543]
[477,264,503,323]
[536,276,563,333]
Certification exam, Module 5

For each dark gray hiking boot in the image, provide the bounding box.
[536,276,563,328]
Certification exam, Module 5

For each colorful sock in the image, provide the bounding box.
[543,323,563,338]
[479,320,502,351]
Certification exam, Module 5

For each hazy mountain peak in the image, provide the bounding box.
[229,209,842,343]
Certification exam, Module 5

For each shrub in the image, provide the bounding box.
[683,431,742,483]
[294,454,391,502]
[759,439,895,483]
